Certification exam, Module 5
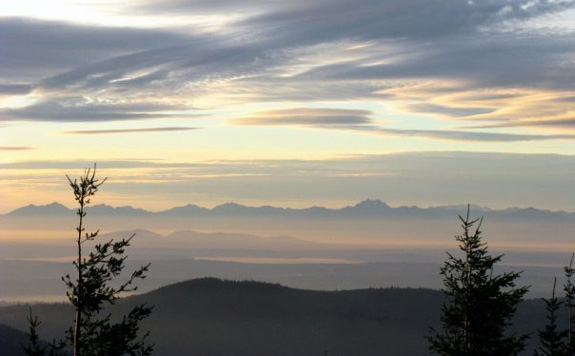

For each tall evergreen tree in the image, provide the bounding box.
[564,254,575,355]
[24,166,153,356]
[534,278,569,356]
[427,206,529,356]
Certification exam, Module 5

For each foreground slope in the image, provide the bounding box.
[0,323,27,356]
[0,278,545,356]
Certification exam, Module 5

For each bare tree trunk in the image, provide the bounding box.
[464,207,472,354]
[73,192,86,356]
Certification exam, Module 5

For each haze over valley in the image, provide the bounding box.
[1,199,573,302]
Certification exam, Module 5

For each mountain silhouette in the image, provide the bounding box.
[7,202,71,216]
[5,199,572,221]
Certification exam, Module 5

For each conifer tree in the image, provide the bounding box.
[24,165,153,356]
[427,206,529,356]
[564,254,575,355]
[22,309,47,356]
[534,278,569,356]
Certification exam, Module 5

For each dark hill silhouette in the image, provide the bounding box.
[0,323,27,356]
[0,278,546,356]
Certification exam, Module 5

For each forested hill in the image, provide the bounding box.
[0,278,546,356]
[0,323,28,356]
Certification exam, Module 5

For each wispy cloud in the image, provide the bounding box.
[0,97,195,122]
[234,107,575,142]
[462,118,575,130]
[236,108,373,126]
[345,126,575,142]
[0,146,34,151]
[0,84,35,95]
[0,18,191,82]
[406,103,494,118]
[62,127,199,135]
[141,0,575,40]
[3,151,575,211]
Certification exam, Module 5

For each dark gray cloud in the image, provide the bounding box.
[134,0,290,14]
[0,84,34,95]
[340,125,575,142]
[555,97,575,103]
[407,103,494,118]
[10,0,570,95]
[518,119,575,128]
[235,0,575,62]
[0,18,192,81]
[140,0,574,41]
[35,34,282,94]
[62,127,199,135]
[461,93,525,101]
[379,128,575,142]
[288,33,575,89]
[0,159,170,170]
[464,118,575,130]
[236,108,373,126]
[0,97,193,122]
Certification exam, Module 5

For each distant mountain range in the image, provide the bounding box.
[4,199,573,220]
[0,278,547,356]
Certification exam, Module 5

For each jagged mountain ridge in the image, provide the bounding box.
[5,199,572,220]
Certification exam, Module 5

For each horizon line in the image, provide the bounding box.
[2,199,569,216]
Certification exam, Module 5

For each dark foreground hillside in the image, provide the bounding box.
[0,278,547,356]
[0,323,27,356]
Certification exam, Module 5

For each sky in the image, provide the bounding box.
[2,0,575,213]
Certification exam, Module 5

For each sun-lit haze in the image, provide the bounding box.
[2,0,575,214]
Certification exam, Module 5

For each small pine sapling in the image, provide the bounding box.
[534,278,569,356]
